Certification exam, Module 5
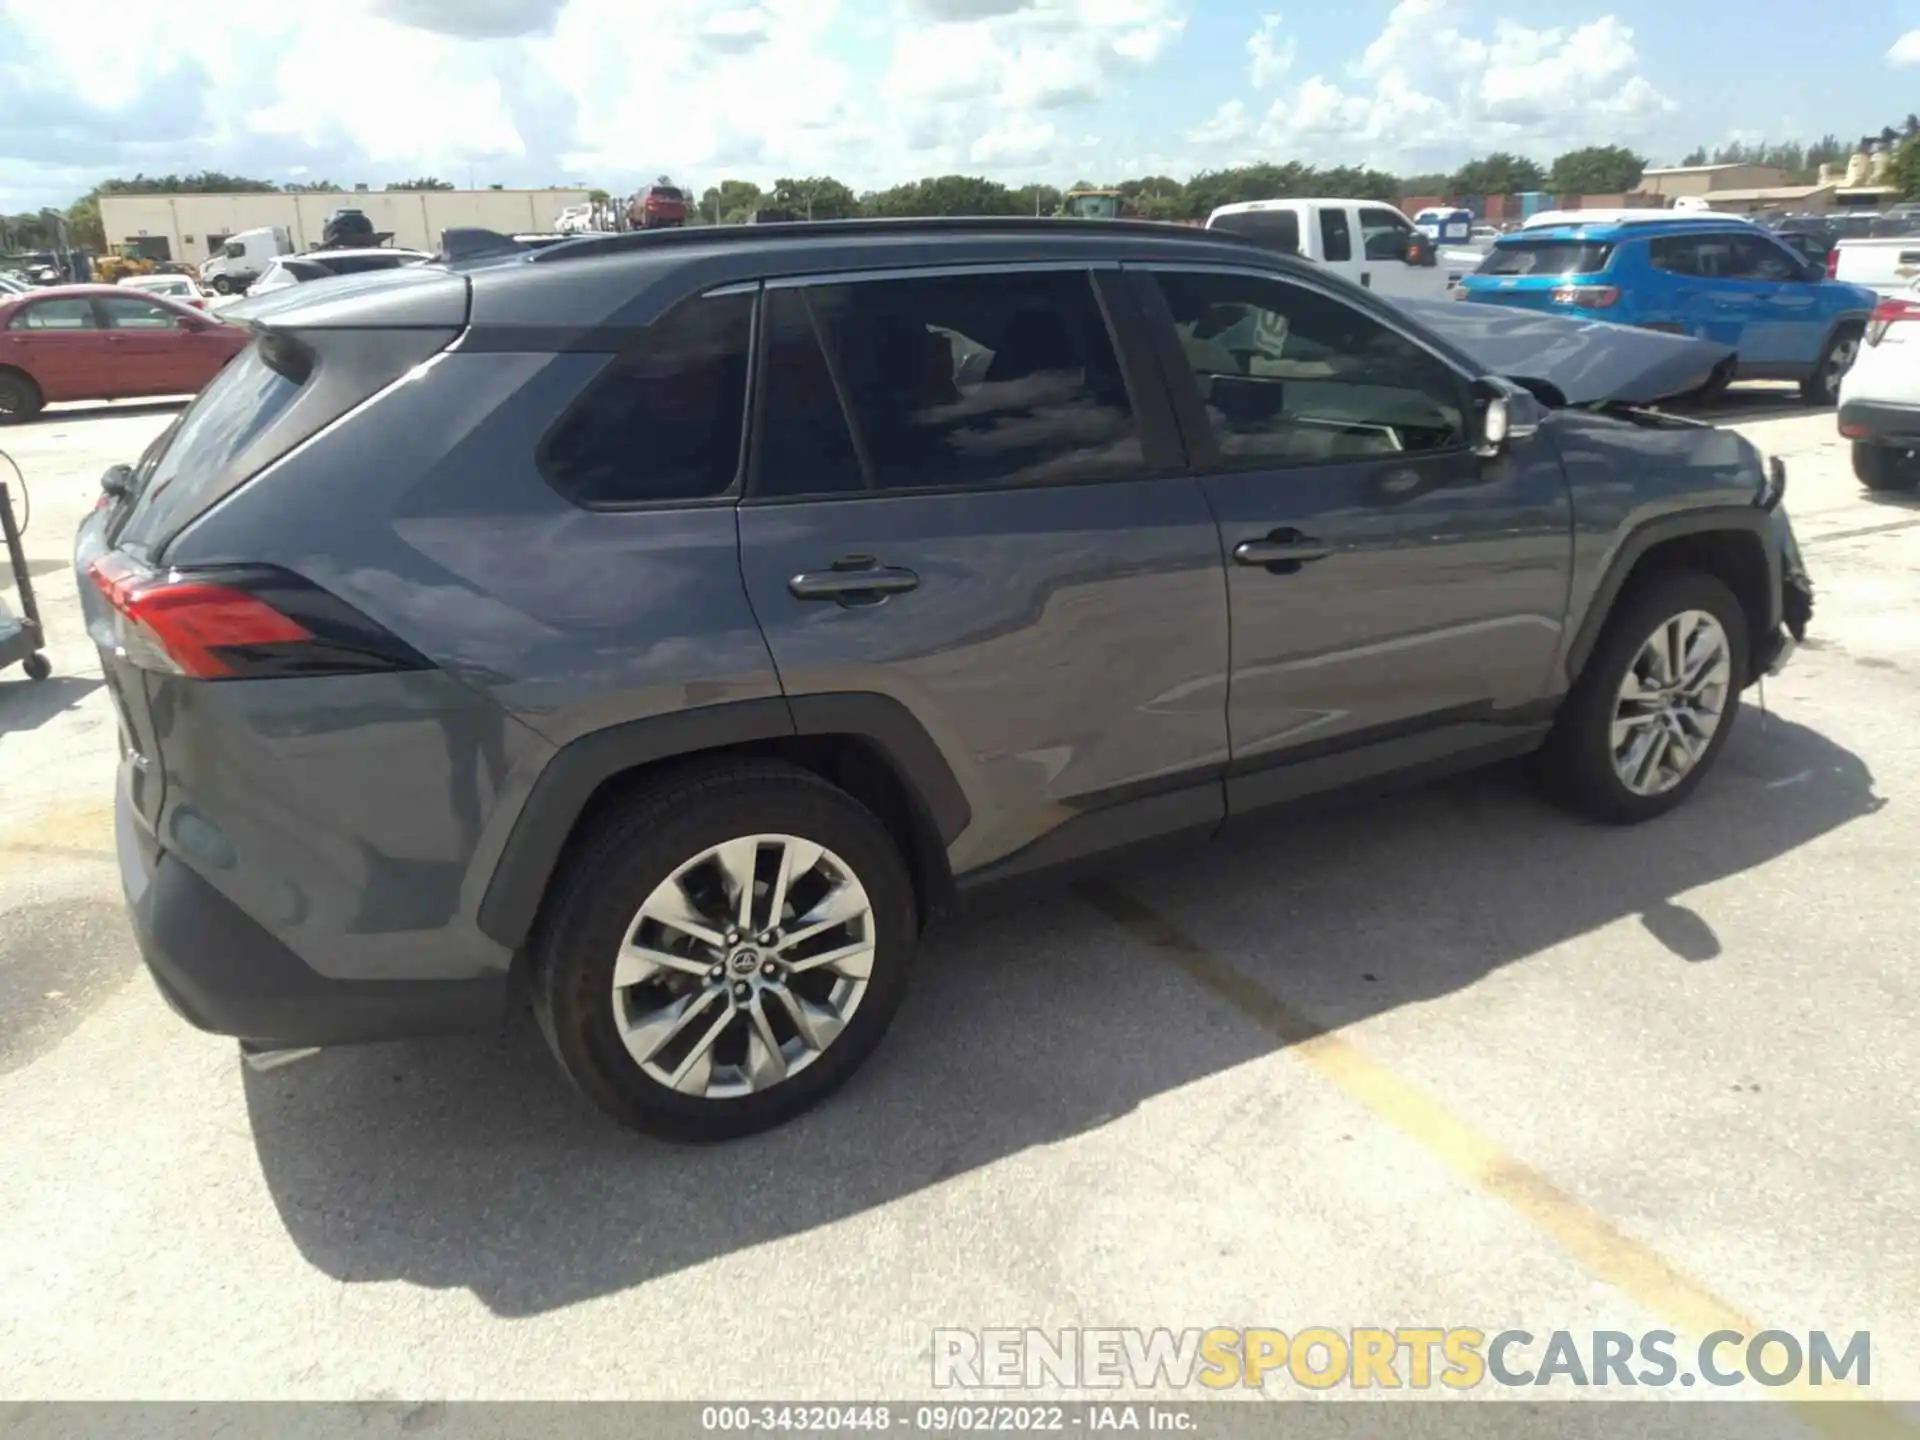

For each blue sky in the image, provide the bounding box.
[4,0,1919,211]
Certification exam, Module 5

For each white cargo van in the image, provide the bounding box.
[199,227,295,295]
[1204,198,1466,297]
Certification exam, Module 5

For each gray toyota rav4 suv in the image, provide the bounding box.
[77,218,1811,1139]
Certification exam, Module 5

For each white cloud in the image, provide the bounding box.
[1890,29,1920,66]
[1185,100,1252,146]
[1246,14,1294,89]
[1205,0,1674,173]
[971,118,1061,166]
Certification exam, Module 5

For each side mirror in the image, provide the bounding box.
[1473,377,1541,457]
[100,464,133,501]
[1404,236,1437,268]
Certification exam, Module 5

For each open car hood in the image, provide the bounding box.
[1395,299,1734,407]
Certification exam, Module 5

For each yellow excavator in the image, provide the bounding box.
[92,244,159,284]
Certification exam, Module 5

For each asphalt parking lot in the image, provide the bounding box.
[1,389,1917,1415]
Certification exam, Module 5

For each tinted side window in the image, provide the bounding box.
[1360,206,1416,261]
[1730,234,1804,281]
[318,255,402,275]
[757,269,1144,498]
[1156,270,1466,465]
[754,288,864,499]
[1320,209,1353,263]
[1208,210,1301,255]
[229,242,248,258]
[10,298,97,330]
[1649,233,1741,278]
[542,290,753,507]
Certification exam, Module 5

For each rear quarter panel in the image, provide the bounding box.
[164,349,788,973]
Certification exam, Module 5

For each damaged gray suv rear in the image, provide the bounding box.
[76,219,1813,1139]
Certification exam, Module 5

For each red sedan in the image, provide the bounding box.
[0,285,248,423]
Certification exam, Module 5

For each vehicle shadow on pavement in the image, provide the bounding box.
[242,713,1879,1317]
[0,675,102,732]
[1667,389,1818,427]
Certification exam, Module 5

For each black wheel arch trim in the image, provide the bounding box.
[477,692,970,950]
[1563,506,1782,684]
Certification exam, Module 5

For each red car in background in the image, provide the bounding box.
[626,178,690,229]
[0,285,247,423]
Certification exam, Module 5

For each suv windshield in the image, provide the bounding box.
[1477,240,1615,276]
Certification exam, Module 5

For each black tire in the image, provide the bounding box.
[21,653,50,681]
[210,275,234,296]
[1852,440,1920,492]
[0,368,43,425]
[1800,323,1862,406]
[1539,570,1749,825]
[530,760,918,1140]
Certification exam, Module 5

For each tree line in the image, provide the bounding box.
[11,131,1920,257]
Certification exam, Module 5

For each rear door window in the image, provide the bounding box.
[1319,209,1353,263]
[1649,233,1743,277]
[1208,209,1302,255]
[541,289,754,507]
[99,296,181,329]
[752,268,1144,499]
[1477,241,1615,276]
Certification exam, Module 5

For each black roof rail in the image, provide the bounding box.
[526,215,1264,263]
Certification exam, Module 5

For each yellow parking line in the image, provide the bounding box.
[1075,879,1915,1437]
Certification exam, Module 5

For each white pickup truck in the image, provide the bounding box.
[1830,235,1920,298]
[1204,197,1473,298]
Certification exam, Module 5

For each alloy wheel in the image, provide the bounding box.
[610,834,875,1099]
[1610,609,1733,796]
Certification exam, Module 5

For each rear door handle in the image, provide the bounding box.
[1233,530,1332,572]
[788,558,920,601]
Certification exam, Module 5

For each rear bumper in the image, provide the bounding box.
[1838,398,1920,445]
[119,780,508,1048]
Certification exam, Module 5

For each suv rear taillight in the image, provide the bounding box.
[88,554,428,680]
[1866,296,1920,345]
[1826,249,1840,279]
[1551,285,1619,308]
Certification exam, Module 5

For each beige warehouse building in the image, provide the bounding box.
[98,188,593,263]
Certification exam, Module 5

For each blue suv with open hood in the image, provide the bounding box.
[1458,215,1877,404]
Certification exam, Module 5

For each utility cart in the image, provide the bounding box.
[0,458,48,682]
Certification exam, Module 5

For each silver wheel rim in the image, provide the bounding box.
[1611,609,1732,796]
[1826,335,1860,391]
[612,833,875,1100]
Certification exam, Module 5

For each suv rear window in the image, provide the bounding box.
[1477,241,1615,276]
[1208,210,1301,255]
[114,339,308,556]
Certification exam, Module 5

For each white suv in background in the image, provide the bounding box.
[1838,285,1920,492]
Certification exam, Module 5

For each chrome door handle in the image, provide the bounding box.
[1233,531,1332,572]
[788,560,920,601]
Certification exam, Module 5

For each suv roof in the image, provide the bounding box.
[386,217,1286,333]
[1498,216,1759,244]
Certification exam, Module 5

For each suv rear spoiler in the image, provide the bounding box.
[437,228,599,263]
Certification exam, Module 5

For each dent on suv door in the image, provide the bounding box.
[735,266,1233,877]
[1134,266,1573,816]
